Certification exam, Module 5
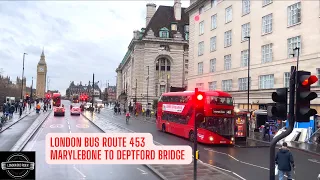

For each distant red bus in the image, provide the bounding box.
[157,91,235,145]
[52,93,61,107]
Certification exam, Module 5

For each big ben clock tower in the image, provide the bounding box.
[36,49,47,99]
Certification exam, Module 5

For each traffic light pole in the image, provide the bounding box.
[269,66,296,180]
[193,88,198,180]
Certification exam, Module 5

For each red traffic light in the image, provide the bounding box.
[301,75,318,86]
[197,94,203,101]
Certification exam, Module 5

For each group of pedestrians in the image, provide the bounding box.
[2,101,26,119]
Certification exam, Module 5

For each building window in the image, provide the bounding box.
[185,33,189,40]
[160,85,166,95]
[198,62,203,75]
[196,83,204,90]
[288,2,301,27]
[171,23,177,31]
[262,43,273,63]
[241,50,248,67]
[262,14,272,35]
[242,0,250,15]
[210,36,216,52]
[241,23,250,41]
[287,36,301,57]
[259,74,274,89]
[199,21,204,35]
[159,27,169,38]
[238,77,250,91]
[224,30,232,47]
[224,54,231,70]
[211,0,217,8]
[184,25,189,32]
[198,41,204,56]
[225,6,232,23]
[210,58,216,72]
[317,68,320,86]
[211,14,217,30]
[222,79,232,91]
[208,81,217,90]
[263,0,272,6]
[284,72,290,87]
[199,6,204,14]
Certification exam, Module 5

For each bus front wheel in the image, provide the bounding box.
[162,124,166,132]
[189,131,195,142]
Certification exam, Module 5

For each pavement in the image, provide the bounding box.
[95,108,320,180]
[20,100,160,180]
[248,131,320,155]
[0,108,35,133]
[0,111,38,151]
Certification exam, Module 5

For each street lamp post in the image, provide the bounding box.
[21,53,27,101]
[30,77,33,101]
[146,66,149,116]
[244,36,251,138]
[135,78,137,108]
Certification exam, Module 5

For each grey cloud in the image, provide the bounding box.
[0,2,134,93]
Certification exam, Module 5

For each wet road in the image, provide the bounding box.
[0,112,38,151]
[22,101,160,180]
[99,107,320,180]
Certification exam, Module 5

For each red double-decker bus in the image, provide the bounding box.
[157,91,235,145]
[52,93,61,107]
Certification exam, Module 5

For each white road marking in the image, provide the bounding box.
[204,148,269,170]
[308,159,320,164]
[50,124,64,128]
[76,124,89,128]
[232,172,246,180]
[73,164,86,178]
[137,168,148,175]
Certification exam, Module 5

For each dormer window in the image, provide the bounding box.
[184,25,189,32]
[159,27,169,38]
[171,23,177,31]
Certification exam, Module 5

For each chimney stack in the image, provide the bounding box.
[174,0,182,21]
[146,3,156,27]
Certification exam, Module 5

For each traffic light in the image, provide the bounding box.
[26,94,30,101]
[46,94,51,99]
[267,88,288,120]
[194,89,205,124]
[295,71,318,122]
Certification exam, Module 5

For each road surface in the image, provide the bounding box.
[99,108,320,180]
[22,101,160,180]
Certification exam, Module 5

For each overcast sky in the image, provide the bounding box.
[0,1,189,95]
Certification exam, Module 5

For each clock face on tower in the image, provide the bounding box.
[38,67,44,72]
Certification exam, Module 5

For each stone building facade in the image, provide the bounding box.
[185,0,320,112]
[66,81,101,99]
[116,0,190,109]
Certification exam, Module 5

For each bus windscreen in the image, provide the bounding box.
[200,117,234,136]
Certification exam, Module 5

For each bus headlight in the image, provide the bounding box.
[231,137,234,141]
[209,136,214,141]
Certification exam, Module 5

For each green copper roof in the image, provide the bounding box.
[121,50,131,64]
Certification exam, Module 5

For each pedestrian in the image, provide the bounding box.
[275,142,295,180]
[19,104,23,117]
[43,104,47,112]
